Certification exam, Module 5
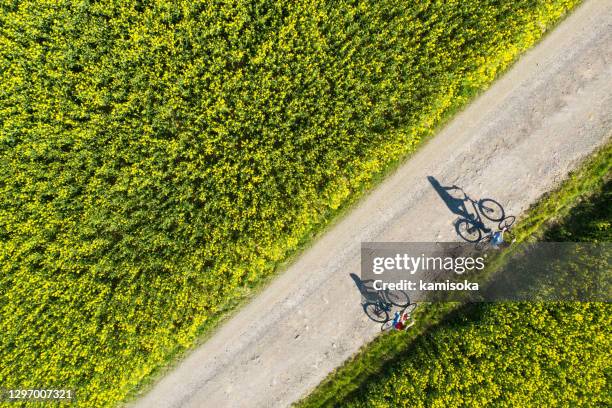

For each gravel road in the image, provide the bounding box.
[133,1,611,406]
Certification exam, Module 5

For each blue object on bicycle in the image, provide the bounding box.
[492,231,504,246]
[392,311,400,326]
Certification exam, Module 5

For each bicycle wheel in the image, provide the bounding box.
[475,236,490,251]
[381,320,394,331]
[499,215,515,230]
[456,219,482,242]
[364,302,389,323]
[403,303,417,316]
[383,290,410,308]
[478,198,505,222]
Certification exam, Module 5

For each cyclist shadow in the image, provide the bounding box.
[350,273,408,323]
[350,273,382,303]
[427,176,511,243]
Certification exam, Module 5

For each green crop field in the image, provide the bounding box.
[0,0,579,405]
[298,145,612,408]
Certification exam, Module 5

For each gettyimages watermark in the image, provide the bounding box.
[361,242,611,302]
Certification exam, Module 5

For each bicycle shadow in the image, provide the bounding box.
[350,273,409,323]
[427,176,510,243]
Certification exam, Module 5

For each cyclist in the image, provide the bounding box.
[491,227,505,247]
[491,226,515,248]
[391,310,413,331]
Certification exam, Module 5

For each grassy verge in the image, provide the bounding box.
[0,1,580,405]
[296,142,611,408]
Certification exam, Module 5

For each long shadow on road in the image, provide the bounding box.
[427,176,513,243]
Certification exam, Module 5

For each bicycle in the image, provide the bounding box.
[381,303,418,331]
[363,289,411,323]
[452,187,507,242]
[475,216,516,250]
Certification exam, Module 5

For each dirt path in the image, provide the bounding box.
[133,1,611,406]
